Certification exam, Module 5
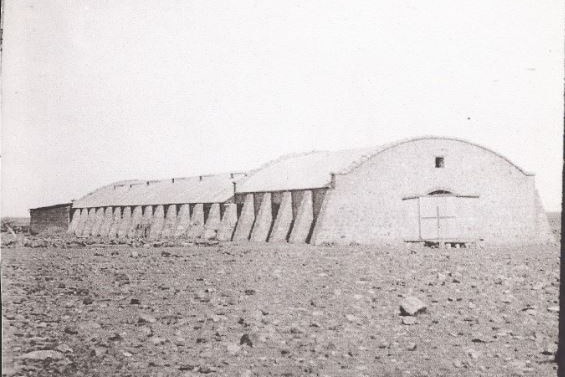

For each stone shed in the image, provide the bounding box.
[232,136,554,246]
[29,203,73,235]
[39,136,554,246]
[68,173,246,240]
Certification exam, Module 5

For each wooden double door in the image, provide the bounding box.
[407,194,479,241]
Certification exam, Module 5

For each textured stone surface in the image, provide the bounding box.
[140,205,154,238]
[160,205,177,238]
[187,204,204,239]
[250,193,272,242]
[233,193,255,241]
[90,207,105,237]
[75,208,89,236]
[269,191,293,242]
[29,204,71,235]
[98,207,114,237]
[1,243,559,377]
[311,138,553,246]
[81,208,97,237]
[108,207,122,238]
[67,208,81,234]
[217,203,237,241]
[289,190,314,244]
[149,205,165,240]
[117,206,132,238]
[127,206,143,238]
[175,204,191,237]
[202,203,221,240]
[400,297,427,316]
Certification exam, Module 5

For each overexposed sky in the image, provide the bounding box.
[2,0,563,216]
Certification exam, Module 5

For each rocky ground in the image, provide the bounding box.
[1,241,560,377]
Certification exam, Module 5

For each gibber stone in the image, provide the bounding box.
[232,193,255,241]
[288,190,314,244]
[160,204,177,238]
[174,204,191,237]
[202,203,221,240]
[400,297,427,316]
[250,193,273,242]
[217,203,237,241]
[149,205,165,239]
[269,191,293,242]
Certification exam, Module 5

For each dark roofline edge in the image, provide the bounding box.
[29,203,73,211]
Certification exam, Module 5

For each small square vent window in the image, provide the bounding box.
[435,157,445,168]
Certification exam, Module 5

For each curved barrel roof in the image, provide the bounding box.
[235,136,532,193]
[235,146,382,193]
[73,173,245,208]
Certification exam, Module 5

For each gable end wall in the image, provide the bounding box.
[312,139,541,246]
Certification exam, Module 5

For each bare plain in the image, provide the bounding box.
[1,215,561,377]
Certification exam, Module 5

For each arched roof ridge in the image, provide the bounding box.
[336,136,533,176]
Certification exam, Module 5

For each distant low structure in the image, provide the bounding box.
[29,203,72,235]
[31,136,555,246]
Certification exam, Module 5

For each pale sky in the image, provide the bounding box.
[2,0,563,216]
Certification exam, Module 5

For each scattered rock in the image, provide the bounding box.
[542,343,558,356]
[227,343,241,355]
[378,340,390,349]
[451,272,463,283]
[467,349,481,360]
[92,346,107,357]
[139,326,153,337]
[402,317,417,325]
[139,313,157,324]
[151,337,167,346]
[174,337,186,346]
[55,344,73,353]
[19,350,64,361]
[64,326,78,335]
[78,321,102,332]
[83,297,94,305]
[240,333,253,347]
[109,333,123,341]
[400,297,427,316]
[345,314,358,322]
[198,365,218,374]
[290,326,305,334]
